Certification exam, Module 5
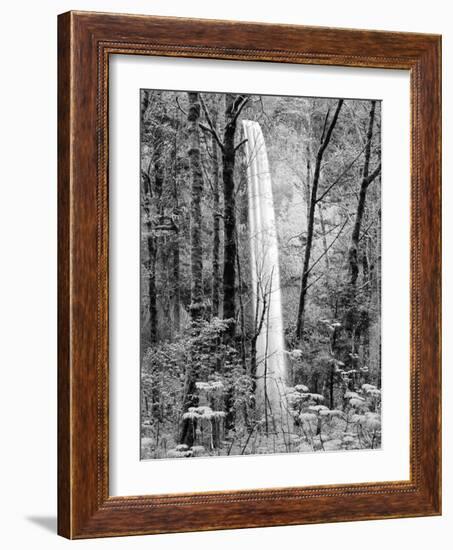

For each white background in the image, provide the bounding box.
[0,0,450,548]
[110,56,410,495]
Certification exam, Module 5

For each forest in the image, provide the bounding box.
[140,89,382,459]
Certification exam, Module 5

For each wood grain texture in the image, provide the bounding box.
[57,10,441,539]
[57,11,72,537]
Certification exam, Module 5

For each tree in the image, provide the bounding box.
[210,109,221,318]
[198,93,249,334]
[222,94,248,330]
[197,94,250,335]
[140,90,163,344]
[170,105,181,333]
[342,100,381,379]
[348,100,381,287]
[179,92,205,446]
[141,163,158,344]
[187,92,204,321]
[295,99,344,340]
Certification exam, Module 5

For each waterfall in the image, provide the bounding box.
[242,120,287,421]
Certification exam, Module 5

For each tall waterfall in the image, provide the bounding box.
[242,120,287,422]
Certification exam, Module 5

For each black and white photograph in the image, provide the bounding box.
[140,89,382,459]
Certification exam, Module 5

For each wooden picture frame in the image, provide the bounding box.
[58,10,441,539]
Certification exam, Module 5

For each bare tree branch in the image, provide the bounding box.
[179,94,225,151]
[175,96,187,117]
[231,96,249,126]
[306,217,349,276]
[234,138,248,153]
[316,142,368,204]
[320,108,331,143]
[305,271,325,293]
[199,93,225,152]
[364,163,381,187]
[319,100,344,157]
[295,99,344,340]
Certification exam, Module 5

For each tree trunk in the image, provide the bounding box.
[221,94,241,333]
[171,234,181,332]
[236,240,247,370]
[149,108,166,341]
[295,99,343,340]
[211,112,221,318]
[180,92,204,446]
[171,107,181,334]
[141,92,160,344]
[142,170,158,344]
[348,100,378,287]
[187,92,204,321]
[344,101,381,378]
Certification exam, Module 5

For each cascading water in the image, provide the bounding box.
[242,120,287,423]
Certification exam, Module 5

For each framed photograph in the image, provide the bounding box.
[58,11,441,539]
